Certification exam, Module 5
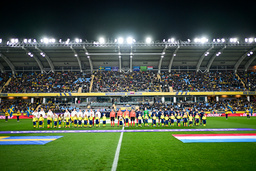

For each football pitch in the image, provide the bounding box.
[0,117,256,171]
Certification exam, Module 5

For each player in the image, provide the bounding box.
[183,112,188,127]
[84,109,89,119]
[246,108,250,119]
[73,114,78,128]
[152,114,157,127]
[189,114,193,127]
[72,109,78,122]
[89,109,95,126]
[95,114,100,128]
[136,108,142,126]
[65,114,70,128]
[124,114,129,127]
[160,113,165,127]
[164,114,169,127]
[176,113,181,126]
[130,109,136,127]
[117,109,123,126]
[64,109,70,119]
[38,114,44,128]
[164,108,169,117]
[32,115,37,128]
[199,109,204,125]
[47,114,52,128]
[78,114,83,128]
[158,109,162,126]
[123,109,130,127]
[144,114,149,127]
[138,114,142,127]
[119,116,123,127]
[84,113,88,128]
[16,110,21,122]
[170,114,175,126]
[47,109,54,118]
[53,113,58,128]
[89,114,94,128]
[195,114,200,126]
[5,110,9,122]
[102,114,107,127]
[39,108,46,118]
[202,114,207,126]
[58,114,62,128]
[225,107,229,120]
[110,109,116,127]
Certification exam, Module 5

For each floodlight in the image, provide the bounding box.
[126,37,134,44]
[75,38,80,43]
[230,38,238,43]
[66,38,70,44]
[145,37,152,44]
[221,38,225,43]
[99,37,105,44]
[248,38,254,43]
[23,39,27,43]
[74,54,78,57]
[119,55,121,58]
[201,37,208,43]
[87,56,90,58]
[117,37,124,44]
[0,39,2,43]
[161,55,164,58]
[168,38,175,43]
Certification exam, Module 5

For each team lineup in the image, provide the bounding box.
[30,107,208,129]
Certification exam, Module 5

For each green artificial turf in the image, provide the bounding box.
[0,117,256,171]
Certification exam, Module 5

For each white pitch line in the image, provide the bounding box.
[111,126,124,171]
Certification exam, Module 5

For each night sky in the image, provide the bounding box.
[1,0,255,41]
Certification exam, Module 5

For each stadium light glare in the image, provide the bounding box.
[145,37,152,44]
[0,39,2,43]
[75,38,80,43]
[117,37,124,44]
[99,37,105,44]
[221,38,225,43]
[119,55,121,58]
[126,37,134,44]
[23,39,27,43]
[248,37,254,43]
[168,38,175,43]
[74,54,78,57]
[65,38,70,44]
[230,38,238,43]
[87,56,90,58]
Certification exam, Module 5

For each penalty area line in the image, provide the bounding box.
[111,126,124,171]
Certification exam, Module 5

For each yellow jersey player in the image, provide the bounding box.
[65,115,70,128]
[152,114,157,127]
[84,114,88,128]
[246,108,250,119]
[124,114,129,127]
[53,114,58,128]
[5,111,9,122]
[73,114,78,128]
[119,116,123,127]
[47,115,52,128]
[183,112,188,127]
[89,115,93,128]
[102,114,107,127]
[138,114,142,127]
[164,115,169,127]
[144,114,149,127]
[58,114,62,128]
[170,114,175,126]
[32,115,37,128]
[177,114,181,126]
[39,114,44,128]
[189,114,193,127]
[78,115,83,128]
[95,114,100,128]
[160,114,165,127]
[202,114,207,126]
[195,114,200,126]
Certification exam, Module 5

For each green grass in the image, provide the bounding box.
[0,117,256,171]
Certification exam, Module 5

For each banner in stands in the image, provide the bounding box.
[133,66,140,71]
[105,67,111,71]
[140,66,147,71]
[206,113,256,117]
[99,66,104,70]
[112,66,119,71]
[147,66,153,70]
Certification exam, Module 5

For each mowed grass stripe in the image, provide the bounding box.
[117,132,256,171]
[0,133,120,171]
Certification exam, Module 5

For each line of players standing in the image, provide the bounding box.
[32,107,207,128]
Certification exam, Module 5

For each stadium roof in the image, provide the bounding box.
[0,37,256,74]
